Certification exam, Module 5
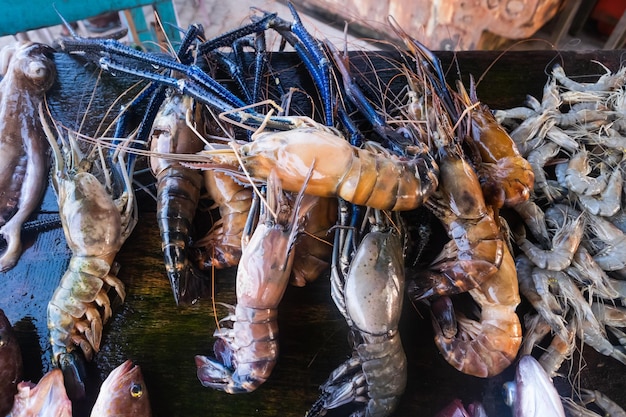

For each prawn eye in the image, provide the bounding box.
[130,382,143,398]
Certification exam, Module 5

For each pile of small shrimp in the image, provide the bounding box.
[495,62,626,413]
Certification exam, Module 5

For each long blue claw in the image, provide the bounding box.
[325,39,414,155]
[197,12,278,55]
[285,2,333,126]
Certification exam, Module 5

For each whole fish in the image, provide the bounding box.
[0,309,22,416]
[503,355,565,417]
[90,360,151,417]
[8,368,72,417]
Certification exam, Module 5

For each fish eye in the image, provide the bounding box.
[130,382,143,398]
[0,334,5,347]
[502,381,516,407]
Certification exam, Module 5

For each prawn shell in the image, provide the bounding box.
[469,105,534,207]
[439,153,487,219]
[240,128,353,198]
[240,128,435,211]
[58,173,123,258]
[345,230,404,335]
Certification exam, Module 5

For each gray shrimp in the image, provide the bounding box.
[516,204,585,271]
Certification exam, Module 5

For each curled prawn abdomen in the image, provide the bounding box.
[429,246,522,377]
[408,149,503,300]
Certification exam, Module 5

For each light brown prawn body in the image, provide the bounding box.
[0,41,56,271]
[434,245,522,377]
[195,169,252,269]
[200,124,439,211]
[149,92,204,303]
[195,171,316,393]
[290,195,336,286]
[410,146,504,299]
[464,94,535,209]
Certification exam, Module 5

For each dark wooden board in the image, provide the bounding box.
[2,48,626,417]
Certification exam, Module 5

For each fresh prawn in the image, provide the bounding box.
[150,92,205,304]
[307,209,407,417]
[525,141,561,202]
[457,79,535,208]
[39,103,137,398]
[422,243,522,378]
[583,212,626,271]
[516,254,568,339]
[192,116,439,211]
[555,149,610,196]
[515,204,585,271]
[577,167,622,217]
[195,170,317,393]
[407,142,504,299]
[520,314,576,378]
[556,275,626,365]
[392,25,533,209]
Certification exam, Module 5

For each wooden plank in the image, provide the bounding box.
[2,48,626,417]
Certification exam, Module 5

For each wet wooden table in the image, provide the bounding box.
[2,48,626,417]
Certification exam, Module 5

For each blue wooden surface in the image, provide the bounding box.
[0,0,180,45]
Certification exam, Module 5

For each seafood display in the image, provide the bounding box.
[496,61,626,378]
[2,4,626,417]
[0,41,56,271]
[0,309,22,415]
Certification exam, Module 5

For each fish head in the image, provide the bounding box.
[10,369,72,417]
[91,360,151,417]
[503,355,565,417]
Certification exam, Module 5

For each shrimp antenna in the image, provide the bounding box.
[53,3,79,38]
